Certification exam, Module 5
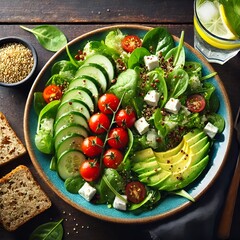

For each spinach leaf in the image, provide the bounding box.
[184,61,202,77]
[95,168,124,204]
[142,27,174,56]
[165,31,185,69]
[34,92,46,115]
[20,25,67,52]
[29,219,64,240]
[65,176,85,194]
[128,47,150,69]
[147,68,168,107]
[206,113,225,133]
[107,69,139,107]
[165,68,189,98]
[51,60,77,79]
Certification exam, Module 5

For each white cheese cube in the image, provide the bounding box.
[134,117,150,135]
[78,182,96,201]
[144,55,159,71]
[164,98,181,114]
[144,90,160,107]
[113,195,127,211]
[204,122,218,139]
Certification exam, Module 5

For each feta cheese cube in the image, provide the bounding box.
[113,195,127,211]
[164,98,181,114]
[78,182,96,201]
[144,90,160,107]
[134,117,150,135]
[144,55,159,71]
[204,122,218,139]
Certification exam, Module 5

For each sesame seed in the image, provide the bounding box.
[0,42,34,84]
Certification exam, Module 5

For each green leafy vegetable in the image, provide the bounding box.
[65,176,85,194]
[142,27,175,56]
[20,25,67,52]
[128,47,150,69]
[108,69,139,106]
[29,219,64,240]
[34,92,46,115]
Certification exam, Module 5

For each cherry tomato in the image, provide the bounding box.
[186,94,206,113]
[121,35,142,53]
[88,112,110,134]
[98,93,120,114]
[125,181,146,204]
[107,127,129,149]
[79,160,100,182]
[115,106,136,128]
[43,84,62,103]
[103,148,124,169]
[81,136,104,158]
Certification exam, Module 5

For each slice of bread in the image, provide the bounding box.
[0,165,52,231]
[0,112,26,165]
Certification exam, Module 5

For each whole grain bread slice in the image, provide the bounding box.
[0,112,26,165]
[0,165,52,231]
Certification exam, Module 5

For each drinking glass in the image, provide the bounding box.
[193,0,240,64]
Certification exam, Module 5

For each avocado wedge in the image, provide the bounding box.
[132,129,210,191]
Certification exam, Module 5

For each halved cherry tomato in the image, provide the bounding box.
[43,84,62,103]
[79,159,100,182]
[103,148,124,169]
[107,127,129,149]
[81,136,104,158]
[121,35,142,53]
[98,93,120,114]
[115,106,136,128]
[88,112,110,134]
[186,94,206,113]
[125,181,146,204]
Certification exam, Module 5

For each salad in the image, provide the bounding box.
[34,27,225,213]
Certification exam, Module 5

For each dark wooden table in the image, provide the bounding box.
[0,1,240,239]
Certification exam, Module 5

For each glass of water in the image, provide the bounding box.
[194,0,240,64]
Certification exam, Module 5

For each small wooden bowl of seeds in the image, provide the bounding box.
[0,37,38,87]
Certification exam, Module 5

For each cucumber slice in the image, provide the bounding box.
[56,133,84,159]
[54,111,89,133]
[84,54,115,82]
[61,87,95,113]
[56,99,91,120]
[54,123,88,150]
[75,64,108,92]
[68,76,100,104]
[57,150,85,180]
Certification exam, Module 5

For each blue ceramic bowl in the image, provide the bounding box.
[24,25,233,224]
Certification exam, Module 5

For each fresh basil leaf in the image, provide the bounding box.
[20,25,67,52]
[29,219,64,240]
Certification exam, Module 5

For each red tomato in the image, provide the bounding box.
[121,35,142,53]
[125,181,146,204]
[107,127,129,149]
[79,160,100,182]
[103,148,124,169]
[115,106,136,128]
[43,84,62,103]
[88,112,110,134]
[186,94,206,113]
[98,93,120,114]
[81,136,104,158]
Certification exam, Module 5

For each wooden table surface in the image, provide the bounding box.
[0,1,240,239]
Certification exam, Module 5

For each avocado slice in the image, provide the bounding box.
[131,129,211,192]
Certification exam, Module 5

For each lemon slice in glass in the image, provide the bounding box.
[197,1,237,40]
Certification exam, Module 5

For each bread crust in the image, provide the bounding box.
[0,112,26,166]
[0,165,52,231]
